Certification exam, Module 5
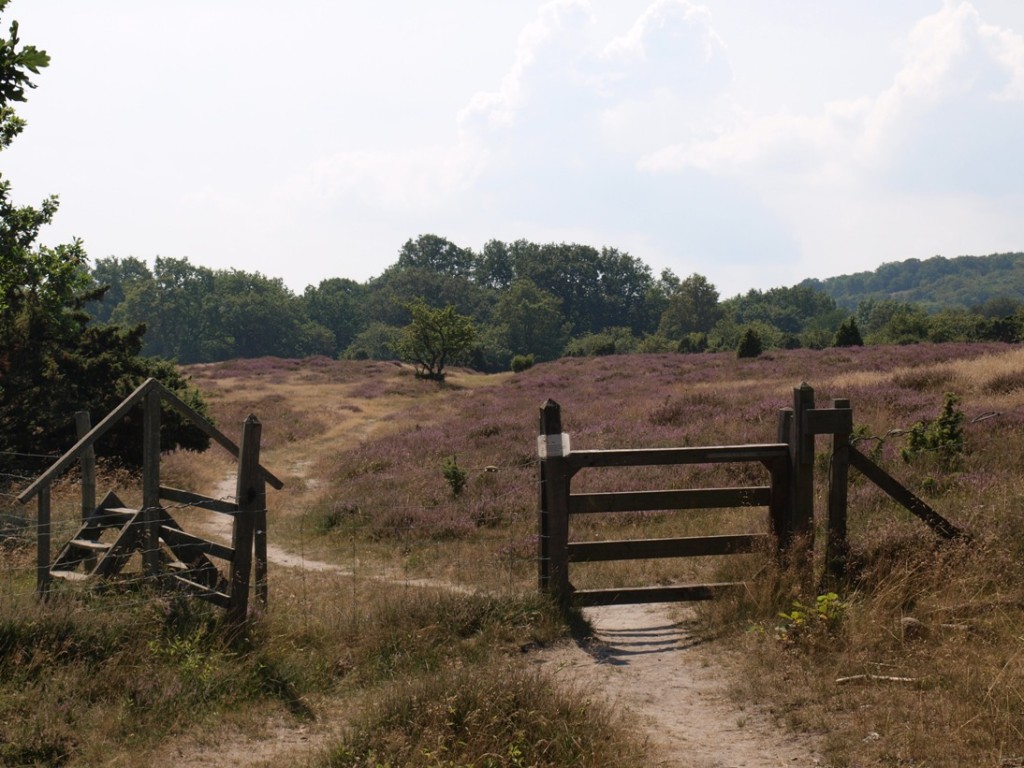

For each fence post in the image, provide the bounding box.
[228,415,263,627]
[36,483,51,596]
[538,400,571,611]
[142,390,162,578]
[790,384,816,546]
[75,411,96,522]
[254,506,268,611]
[827,398,851,579]
[772,408,794,551]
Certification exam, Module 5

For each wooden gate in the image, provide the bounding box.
[537,399,792,609]
[537,384,963,610]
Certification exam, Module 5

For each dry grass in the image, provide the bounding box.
[6,345,1024,765]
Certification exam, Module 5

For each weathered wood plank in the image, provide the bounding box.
[172,575,231,608]
[75,411,96,523]
[566,444,788,473]
[572,582,743,606]
[160,525,234,562]
[68,539,110,552]
[539,400,571,609]
[827,399,851,578]
[92,509,145,577]
[569,486,772,514]
[568,533,769,562]
[36,485,51,595]
[142,390,162,577]
[228,415,263,626]
[848,446,963,539]
[159,486,238,514]
[804,407,853,435]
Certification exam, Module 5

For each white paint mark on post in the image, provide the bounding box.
[538,433,571,458]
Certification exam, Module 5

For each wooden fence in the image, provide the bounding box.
[538,384,962,609]
[17,378,283,626]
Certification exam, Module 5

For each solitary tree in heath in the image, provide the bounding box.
[398,298,476,382]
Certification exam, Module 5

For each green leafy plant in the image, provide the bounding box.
[775,592,846,645]
[901,392,966,468]
[442,455,468,497]
[148,627,223,701]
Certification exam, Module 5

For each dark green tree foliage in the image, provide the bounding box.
[365,237,494,329]
[0,9,208,473]
[564,327,638,357]
[113,256,227,362]
[302,277,367,353]
[214,269,333,359]
[736,327,763,358]
[398,299,476,382]
[479,240,656,337]
[343,322,402,360]
[87,255,152,323]
[722,284,840,336]
[657,273,721,339]
[833,317,863,347]
[492,279,568,363]
[397,234,475,278]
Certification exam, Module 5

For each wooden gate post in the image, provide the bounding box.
[538,400,571,610]
[790,384,816,546]
[142,391,162,578]
[75,411,96,523]
[36,483,51,595]
[827,398,851,578]
[228,415,264,627]
[772,408,794,551]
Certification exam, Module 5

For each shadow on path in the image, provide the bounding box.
[569,605,705,666]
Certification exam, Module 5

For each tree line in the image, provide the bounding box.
[86,236,1024,372]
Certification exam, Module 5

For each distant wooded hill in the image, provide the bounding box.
[801,252,1024,313]
[82,240,1024,370]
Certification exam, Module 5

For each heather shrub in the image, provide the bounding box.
[510,353,534,373]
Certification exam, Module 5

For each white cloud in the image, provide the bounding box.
[640,2,1024,177]
[603,0,726,66]
[458,0,593,132]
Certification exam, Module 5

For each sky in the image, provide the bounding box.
[5,0,1024,299]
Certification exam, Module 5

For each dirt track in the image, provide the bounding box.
[536,602,822,768]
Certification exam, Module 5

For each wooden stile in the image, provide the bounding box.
[20,379,281,628]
